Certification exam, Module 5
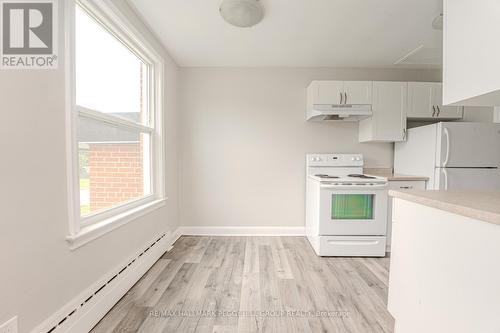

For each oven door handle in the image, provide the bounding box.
[320,184,388,190]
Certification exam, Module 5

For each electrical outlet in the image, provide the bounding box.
[0,317,18,333]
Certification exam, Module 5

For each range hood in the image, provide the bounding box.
[307,104,372,121]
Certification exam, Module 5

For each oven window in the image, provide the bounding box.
[331,194,374,220]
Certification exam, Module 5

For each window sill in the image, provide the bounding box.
[66,198,166,250]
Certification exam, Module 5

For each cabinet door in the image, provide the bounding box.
[372,81,407,141]
[407,82,433,118]
[312,81,344,104]
[443,0,500,106]
[431,83,464,119]
[386,180,426,249]
[343,81,372,105]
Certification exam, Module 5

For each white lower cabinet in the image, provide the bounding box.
[386,180,426,250]
[388,198,500,332]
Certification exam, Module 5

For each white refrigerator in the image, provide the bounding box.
[394,122,500,190]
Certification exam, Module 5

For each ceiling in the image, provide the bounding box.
[128,0,443,68]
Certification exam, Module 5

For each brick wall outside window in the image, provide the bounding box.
[88,142,143,212]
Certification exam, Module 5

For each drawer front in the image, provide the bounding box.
[318,236,386,257]
[389,180,426,191]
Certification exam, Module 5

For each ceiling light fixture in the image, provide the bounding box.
[432,14,443,30]
[219,0,264,28]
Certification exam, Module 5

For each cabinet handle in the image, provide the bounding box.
[437,105,441,117]
[432,105,436,117]
[399,186,413,189]
[340,92,343,104]
[344,92,348,104]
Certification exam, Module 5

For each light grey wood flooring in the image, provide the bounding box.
[91,236,394,333]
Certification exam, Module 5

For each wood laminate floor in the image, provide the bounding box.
[91,236,394,333]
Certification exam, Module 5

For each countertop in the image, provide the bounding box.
[389,190,500,225]
[364,169,429,181]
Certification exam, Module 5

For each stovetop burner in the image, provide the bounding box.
[347,174,377,179]
[315,174,340,179]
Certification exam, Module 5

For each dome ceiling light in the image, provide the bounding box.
[432,13,443,30]
[219,0,264,28]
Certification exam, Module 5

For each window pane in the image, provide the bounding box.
[331,194,374,220]
[78,117,152,217]
[75,5,148,125]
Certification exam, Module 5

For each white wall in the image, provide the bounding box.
[0,1,179,332]
[179,67,440,229]
[462,106,495,122]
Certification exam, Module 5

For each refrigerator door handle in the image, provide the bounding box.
[443,127,451,167]
[442,168,449,190]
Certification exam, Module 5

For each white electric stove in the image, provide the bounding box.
[305,154,388,257]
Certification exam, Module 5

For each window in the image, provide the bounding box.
[67,0,164,242]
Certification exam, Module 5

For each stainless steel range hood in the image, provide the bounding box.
[307,104,372,121]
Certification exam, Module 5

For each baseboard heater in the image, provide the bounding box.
[31,231,175,333]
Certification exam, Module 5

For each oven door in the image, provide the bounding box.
[318,184,388,236]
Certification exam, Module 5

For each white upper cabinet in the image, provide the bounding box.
[312,81,344,105]
[408,82,463,119]
[359,81,407,142]
[407,82,433,118]
[430,84,463,119]
[309,81,372,105]
[343,81,373,105]
[443,0,500,106]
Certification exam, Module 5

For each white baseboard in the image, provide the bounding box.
[30,229,177,333]
[180,226,306,236]
[165,226,183,251]
[30,225,302,333]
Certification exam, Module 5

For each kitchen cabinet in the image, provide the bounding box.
[443,0,500,106]
[308,81,372,105]
[386,180,426,250]
[407,82,432,118]
[388,194,500,332]
[359,81,407,142]
[312,81,344,105]
[343,81,372,105]
[407,82,463,119]
[430,84,464,119]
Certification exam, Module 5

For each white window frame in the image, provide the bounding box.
[64,0,166,249]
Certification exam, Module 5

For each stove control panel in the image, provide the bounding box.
[306,154,364,167]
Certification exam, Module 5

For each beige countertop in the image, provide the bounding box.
[389,190,500,225]
[364,169,429,181]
